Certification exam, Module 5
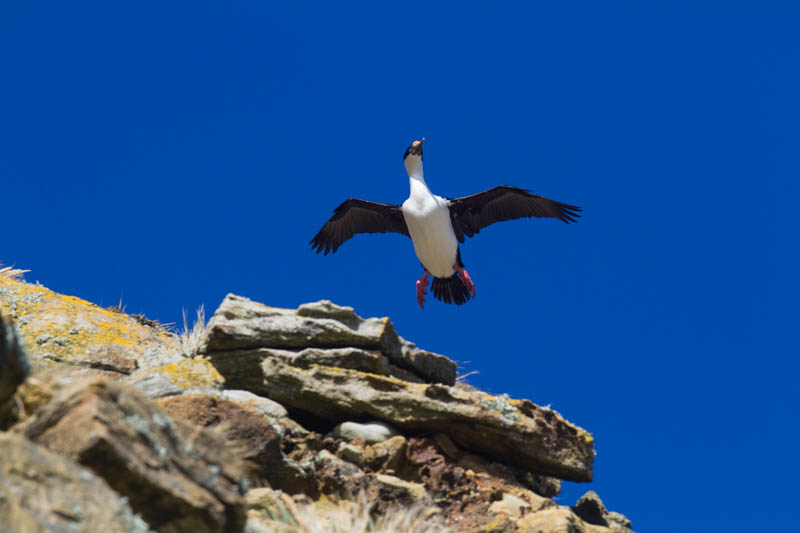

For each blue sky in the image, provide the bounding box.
[2,2,797,530]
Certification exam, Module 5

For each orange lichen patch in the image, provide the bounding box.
[135,358,225,391]
[0,278,179,373]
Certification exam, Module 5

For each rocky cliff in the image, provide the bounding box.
[0,270,632,533]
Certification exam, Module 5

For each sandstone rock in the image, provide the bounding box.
[222,389,288,418]
[489,492,530,519]
[330,420,400,443]
[1,313,30,423]
[12,365,114,424]
[208,347,426,397]
[156,393,314,495]
[313,449,367,496]
[518,471,562,499]
[393,336,454,386]
[403,436,557,530]
[433,432,462,459]
[199,295,456,384]
[0,433,152,533]
[156,393,280,455]
[374,473,427,501]
[517,508,580,533]
[130,357,225,393]
[296,299,363,322]
[17,377,246,533]
[125,371,185,398]
[315,449,364,478]
[238,356,594,481]
[606,512,633,531]
[573,490,607,526]
[362,435,407,473]
[0,277,179,374]
[572,490,632,531]
[338,442,366,465]
[199,295,392,352]
[516,507,626,533]
[128,378,289,417]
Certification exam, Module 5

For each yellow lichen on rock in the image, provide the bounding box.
[0,277,179,374]
[135,358,225,390]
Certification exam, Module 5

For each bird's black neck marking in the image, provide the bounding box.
[404,146,423,162]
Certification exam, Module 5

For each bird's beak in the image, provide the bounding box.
[411,138,425,153]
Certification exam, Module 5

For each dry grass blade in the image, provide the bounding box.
[456,370,479,383]
[0,264,30,281]
[179,305,207,356]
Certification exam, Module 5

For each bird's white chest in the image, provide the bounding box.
[402,191,458,277]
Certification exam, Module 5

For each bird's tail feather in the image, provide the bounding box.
[431,273,472,305]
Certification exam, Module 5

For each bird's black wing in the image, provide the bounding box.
[310,199,409,255]
[447,185,581,242]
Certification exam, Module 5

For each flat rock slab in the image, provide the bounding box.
[0,433,151,533]
[208,347,426,396]
[17,377,246,533]
[0,278,179,375]
[199,295,456,385]
[243,356,594,482]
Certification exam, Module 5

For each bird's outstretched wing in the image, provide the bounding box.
[447,185,581,242]
[310,199,409,255]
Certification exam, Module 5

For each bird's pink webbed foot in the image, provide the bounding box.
[416,271,430,309]
[454,265,476,298]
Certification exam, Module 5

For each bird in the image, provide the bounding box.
[310,138,581,308]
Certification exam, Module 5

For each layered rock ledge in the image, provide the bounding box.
[199,295,457,385]
[218,355,593,482]
[0,274,631,532]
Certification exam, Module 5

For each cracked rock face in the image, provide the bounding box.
[16,378,246,533]
[232,355,594,482]
[0,433,152,533]
[199,295,457,385]
[156,393,315,495]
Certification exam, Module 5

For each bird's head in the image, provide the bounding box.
[403,138,425,177]
[404,138,425,160]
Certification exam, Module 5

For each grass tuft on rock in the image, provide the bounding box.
[179,305,207,356]
[249,489,451,533]
[0,263,29,281]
